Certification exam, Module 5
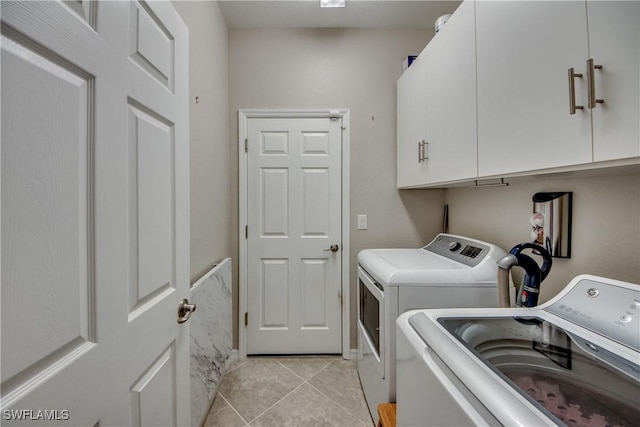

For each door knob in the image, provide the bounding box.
[177,299,196,324]
[323,244,340,253]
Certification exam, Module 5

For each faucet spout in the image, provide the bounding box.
[498,253,519,271]
[497,254,518,307]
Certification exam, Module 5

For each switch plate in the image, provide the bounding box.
[357,214,368,230]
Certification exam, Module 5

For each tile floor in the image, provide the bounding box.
[201,356,374,427]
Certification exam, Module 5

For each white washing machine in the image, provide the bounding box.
[357,233,507,424]
[396,274,640,427]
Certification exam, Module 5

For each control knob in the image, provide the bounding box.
[448,241,461,251]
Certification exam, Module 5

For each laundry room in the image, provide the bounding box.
[2,1,638,426]
[168,0,640,422]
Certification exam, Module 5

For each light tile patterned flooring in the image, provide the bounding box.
[202,356,374,427]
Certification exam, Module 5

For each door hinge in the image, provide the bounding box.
[245,312,248,326]
[245,225,248,238]
[339,291,342,306]
[244,138,248,152]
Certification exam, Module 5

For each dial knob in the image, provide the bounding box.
[448,241,461,251]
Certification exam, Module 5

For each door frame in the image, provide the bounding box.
[238,109,350,359]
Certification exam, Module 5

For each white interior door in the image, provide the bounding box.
[1,1,190,425]
[246,117,342,354]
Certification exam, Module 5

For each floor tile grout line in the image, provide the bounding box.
[274,357,337,382]
[223,358,249,376]
[215,357,372,426]
[244,357,339,425]
[305,357,339,380]
[215,391,250,426]
[220,358,309,425]
[305,379,372,425]
[273,359,308,382]
[245,380,308,425]
[306,360,374,425]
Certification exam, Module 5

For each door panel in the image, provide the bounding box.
[1,31,94,386]
[1,1,189,425]
[127,101,176,317]
[301,168,330,235]
[128,1,174,90]
[247,117,342,354]
[261,259,289,327]
[301,259,329,327]
[261,168,289,236]
[261,132,289,155]
[130,344,177,427]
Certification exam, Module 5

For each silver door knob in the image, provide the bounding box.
[177,299,196,324]
[323,244,340,253]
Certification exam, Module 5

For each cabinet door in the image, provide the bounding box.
[476,1,592,176]
[424,0,477,184]
[397,52,428,188]
[587,0,640,161]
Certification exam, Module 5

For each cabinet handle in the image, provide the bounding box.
[587,59,604,109]
[417,141,423,162]
[568,68,584,115]
[422,141,429,161]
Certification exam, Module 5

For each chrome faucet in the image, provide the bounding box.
[497,243,552,308]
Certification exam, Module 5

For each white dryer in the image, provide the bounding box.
[396,274,640,426]
[357,233,507,424]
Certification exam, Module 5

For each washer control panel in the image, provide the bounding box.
[424,234,491,268]
[546,277,640,352]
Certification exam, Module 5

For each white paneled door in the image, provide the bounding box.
[246,117,343,354]
[1,1,190,426]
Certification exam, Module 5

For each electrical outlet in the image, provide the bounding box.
[357,215,368,230]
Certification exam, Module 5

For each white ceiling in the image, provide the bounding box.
[218,0,462,29]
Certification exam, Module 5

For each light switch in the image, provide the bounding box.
[357,215,368,230]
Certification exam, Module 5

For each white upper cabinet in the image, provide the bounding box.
[476,1,592,177]
[424,0,477,183]
[397,0,476,188]
[397,50,428,188]
[587,1,640,162]
[397,0,638,188]
[476,0,640,177]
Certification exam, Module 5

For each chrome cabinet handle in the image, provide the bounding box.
[568,68,584,115]
[177,299,196,324]
[587,58,604,109]
[417,140,428,162]
[323,244,339,253]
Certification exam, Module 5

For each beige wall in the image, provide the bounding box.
[446,173,640,302]
[229,28,446,349]
[172,1,232,283]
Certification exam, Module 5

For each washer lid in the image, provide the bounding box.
[407,310,640,426]
[436,316,640,427]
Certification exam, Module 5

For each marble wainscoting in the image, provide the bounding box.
[190,258,232,427]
